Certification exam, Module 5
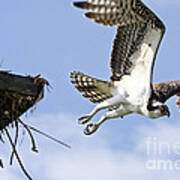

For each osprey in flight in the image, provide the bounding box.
[70,0,180,135]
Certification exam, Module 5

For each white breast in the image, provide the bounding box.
[114,28,162,109]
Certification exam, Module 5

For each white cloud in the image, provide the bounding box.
[1,113,180,179]
[0,171,19,180]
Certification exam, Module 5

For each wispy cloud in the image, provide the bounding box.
[1,113,180,179]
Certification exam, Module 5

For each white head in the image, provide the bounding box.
[147,101,170,119]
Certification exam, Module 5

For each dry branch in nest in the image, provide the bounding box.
[0,71,70,180]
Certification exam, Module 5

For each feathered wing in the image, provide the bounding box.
[110,23,148,80]
[73,0,140,26]
[70,72,113,103]
[73,0,165,82]
[153,81,180,107]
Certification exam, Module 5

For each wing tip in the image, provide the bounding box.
[73,1,87,9]
[85,12,99,21]
[85,12,92,18]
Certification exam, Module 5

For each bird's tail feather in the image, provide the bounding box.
[70,71,113,103]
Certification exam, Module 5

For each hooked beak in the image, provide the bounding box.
[164,109,170,118]
[160,105,170,118]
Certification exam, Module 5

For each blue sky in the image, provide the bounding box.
[0,0,180,179]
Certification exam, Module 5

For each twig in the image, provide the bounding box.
[18,119,38,153]
[10,120,19,165]
[18,119,71,149]
[0,159,3,168]
[5,128,32,180]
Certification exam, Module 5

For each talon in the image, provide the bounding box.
[84,123,98,135]
[78,115,91,125]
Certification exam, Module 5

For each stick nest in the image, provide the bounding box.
[0,71,48,130]
[0,71,48,179]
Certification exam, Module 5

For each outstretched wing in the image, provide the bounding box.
[73,0,165,81]
[73,0,140,26]
[110,23,149,80]
[153,81,180,104]
[70,71,113,103]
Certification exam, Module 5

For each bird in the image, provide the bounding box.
[70,0,180,135]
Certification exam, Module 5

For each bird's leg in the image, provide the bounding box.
[78,101,109,125]
[84,109,122,135]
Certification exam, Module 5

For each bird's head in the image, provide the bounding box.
[147,102,170,118]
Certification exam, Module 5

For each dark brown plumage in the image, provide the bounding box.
[73,0,165,81]
[153,81,180,104]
